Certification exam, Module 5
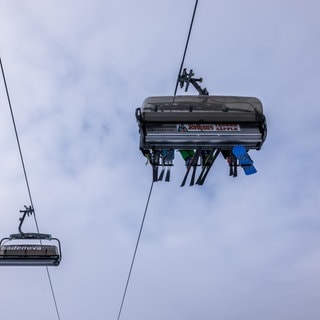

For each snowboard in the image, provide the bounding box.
[232,145,257,175]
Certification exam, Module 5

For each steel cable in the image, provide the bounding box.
[116,181,154,320]
[173,0,199,98]
[116,1,199,319]
[0,57,61,320]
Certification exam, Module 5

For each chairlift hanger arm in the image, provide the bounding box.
[179,68,209,95]
[18,205,34,235]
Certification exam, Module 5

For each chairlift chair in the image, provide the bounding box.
[135,69,267,184]
[0,206,62,266]
[0,233,61,266]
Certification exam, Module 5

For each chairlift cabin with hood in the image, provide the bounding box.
[136,95,267,152]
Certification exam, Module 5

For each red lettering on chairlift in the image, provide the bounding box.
[187,124,214,131]
[215,124,240,131]
[179,124,240,132]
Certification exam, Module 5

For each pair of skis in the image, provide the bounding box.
[152,149,174,182]
[157,165,171,182]
[180,148,220,187]
[152,163,172,182]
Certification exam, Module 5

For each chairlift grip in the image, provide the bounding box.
[18,205,34,235]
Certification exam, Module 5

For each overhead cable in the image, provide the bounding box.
[0,57,61,320]
[116,181,154,320]
[116,1,199,318]
[173,0,199,97]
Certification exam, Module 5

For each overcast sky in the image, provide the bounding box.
[0,0,320,319]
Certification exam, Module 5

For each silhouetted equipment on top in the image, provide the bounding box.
[0,206,61,266]
[135,69,267,185]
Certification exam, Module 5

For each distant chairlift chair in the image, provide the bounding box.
[0,206,61,266]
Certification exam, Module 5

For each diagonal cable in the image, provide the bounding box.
[116,181,154,320]
[117,2,199,318]
[0,57,61,320]
[0,57,39,230]
[173,0,199,98]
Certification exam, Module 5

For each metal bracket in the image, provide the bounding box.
[179,68,209,95]
[18,205,34,235]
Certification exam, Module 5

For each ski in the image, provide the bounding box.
[190,161,198,186]
[165,167,171,182]
[228,153,237,177]
[196,149,215,184]
[158,167,165,181]
[180,148,201,187]
[152,165,158,182]
[196,149,220,185]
